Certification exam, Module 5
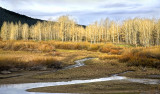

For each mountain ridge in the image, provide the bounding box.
[0,7,86,29]
[0,6,44,28]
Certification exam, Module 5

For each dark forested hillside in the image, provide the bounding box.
[0,7,86,29]
[0,7,43,28]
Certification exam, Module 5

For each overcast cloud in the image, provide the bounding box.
[0,0,160,25]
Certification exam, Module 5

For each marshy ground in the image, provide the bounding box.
[0,41,160,94]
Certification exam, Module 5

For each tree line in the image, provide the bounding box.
[0,15,160,47]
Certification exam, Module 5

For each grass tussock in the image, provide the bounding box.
[99,43,123,54]
[119,47,160,68]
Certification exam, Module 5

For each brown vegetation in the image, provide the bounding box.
[119,47,160,68]
[0,41,124,54]
[0,56,61,71]
[0,40,159,70]
[0,41,55,52]
[99,43,123,54]
[0,50,63,71]
[0,45,104,72]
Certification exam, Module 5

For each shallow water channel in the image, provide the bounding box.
[0,58,160,94]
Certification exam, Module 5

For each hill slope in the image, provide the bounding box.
[0,7,86,29]
[0,7,43,28]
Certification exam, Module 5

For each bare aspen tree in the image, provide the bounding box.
[71,20,75,42]
[116,21,120,43]
[14,23,19,40]
[17,21,22,40]
[124,21,129,44]
[157,20,160,45]
[132,19,136,46]
[38,22,42,41]
[104,18,110,42]
[0,22,8,40]
[109,21,115,43]
[22,23,29,40]
[1,16,160,47]
[9,22,16,40]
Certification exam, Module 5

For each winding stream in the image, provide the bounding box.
[0,58,160,94]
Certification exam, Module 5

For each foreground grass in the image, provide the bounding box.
[29,58,160,93]
[33,57,160,80]
[0,48,160,93]
[28,80,160,94]
[0,40,160,94]
[1,49,160,85]
[121,68,160,79]
[33,58,130,80]
[0,49,104,84]
[1,40,159,69]
[0,48,103,71]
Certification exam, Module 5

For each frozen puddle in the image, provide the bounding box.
[0,58,160,94]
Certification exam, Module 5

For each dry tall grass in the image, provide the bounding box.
[1,40,159,69]
[99,43,123,54]
[0,41,124,54]
[0,41,55,52]
[119,47,160,68]
[0,50,62,71]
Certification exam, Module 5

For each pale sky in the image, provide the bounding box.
[0,0,160,25]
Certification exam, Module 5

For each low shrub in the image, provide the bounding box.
[88,44,100,51]
[138,48,160,59]
[119,52,133,62]
[99,43,123,55]
[99,43,113,53]
[110,49,120,54]
[127,57,160,68]
[119,47,160,69]
[38,44,55,52]
[100,47,111,53]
